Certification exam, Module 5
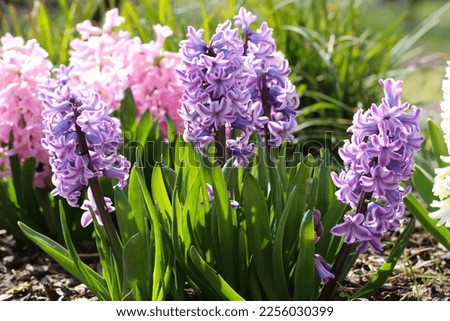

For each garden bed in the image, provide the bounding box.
[1,225,448,301]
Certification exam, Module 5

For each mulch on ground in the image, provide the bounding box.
[0,229,96,301]
[0,225,448,301]
[343,226,449,300]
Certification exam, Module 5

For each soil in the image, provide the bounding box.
[343,226,449,301]
[0,225,448,301]
[0,229,97,301]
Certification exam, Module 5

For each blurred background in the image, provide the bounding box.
[1,0,449,151]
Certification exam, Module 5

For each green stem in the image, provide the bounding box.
[318,190,373,300]
[72,100,123,270]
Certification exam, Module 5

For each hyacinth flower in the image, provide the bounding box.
[319,79,423,298]
[0,33,52,187]
[70,8,183,134]
[40,65,130,263]
[430,62,450,228]
[312,209,334,283]
[177,7,298,166]
[205,183,239,210]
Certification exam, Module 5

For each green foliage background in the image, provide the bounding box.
[1,0,449,147]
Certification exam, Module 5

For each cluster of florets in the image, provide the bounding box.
[40,65,130,225]
[0,34,52,187]
[430,62,450,227]
[177,7,298,166]
[331,79,423,253]
[69,9,183,133]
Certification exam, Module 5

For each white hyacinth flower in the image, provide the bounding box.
[430,62,450,227]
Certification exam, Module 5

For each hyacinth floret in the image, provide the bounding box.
[331,79,423,253]
[178,7,298,166]
[40,65,130,210]
[430,62,450,227]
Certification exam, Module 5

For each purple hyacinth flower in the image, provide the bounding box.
[227,138,256,168]
[331,213,372,244]
[196,99,236,130]
[177,7,298,166]
[205,183,239,210]
[366,134,403,167]
[356,234,383,254]
[80,187,115,227]
[380,78,403,107]
[314,254,334,283]
[40,64,130,219]
[330,78,423,253]
[234,7,257,35]
[331,171,361,208]
[181,26,208,59]
[360,165,399,197]
[313,209,324,243]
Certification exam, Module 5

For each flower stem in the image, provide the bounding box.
[261,72,272,167]
[215,125,227,166]
[318,190,373,300]
[73,103,123,270]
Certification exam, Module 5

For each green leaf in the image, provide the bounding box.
[20,158,41,222]
[351,218,416,299]
[0,185,23,240]
[91,213,123,301]
[183,172,205,252]
[118,88,137,134]
[158,0,175,26]
[9,154,23,207]
[34,2,55,60]
[57,0,69,17]
[18,221,109,300]
[120,1,146,40]
[190,246,244,301]
[272,186,299,300]
[128,167,149,234]
[18,222,80,278]
[123,232,152,300]
[171,189,217,299]
[151,165,172,225]
[165,114,177,143]
[114,187,138,244]
[428,118,449,168]
[58,0,78,64]
[294,210,316,300]
[134,166,167,300]
[284,163,313,254]
[60,202,111,299]
[317,200,348,262]
[243,174,278,300]
[6,5,22,37]
[211,165,237,287]
[161,165,176,193]
[316,149,335,214]
[135,109,153,147]
[404,193,450,251]
[412,164,435,206]
[391,2,450,63]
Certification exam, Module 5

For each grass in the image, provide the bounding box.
[358,0,449,111]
